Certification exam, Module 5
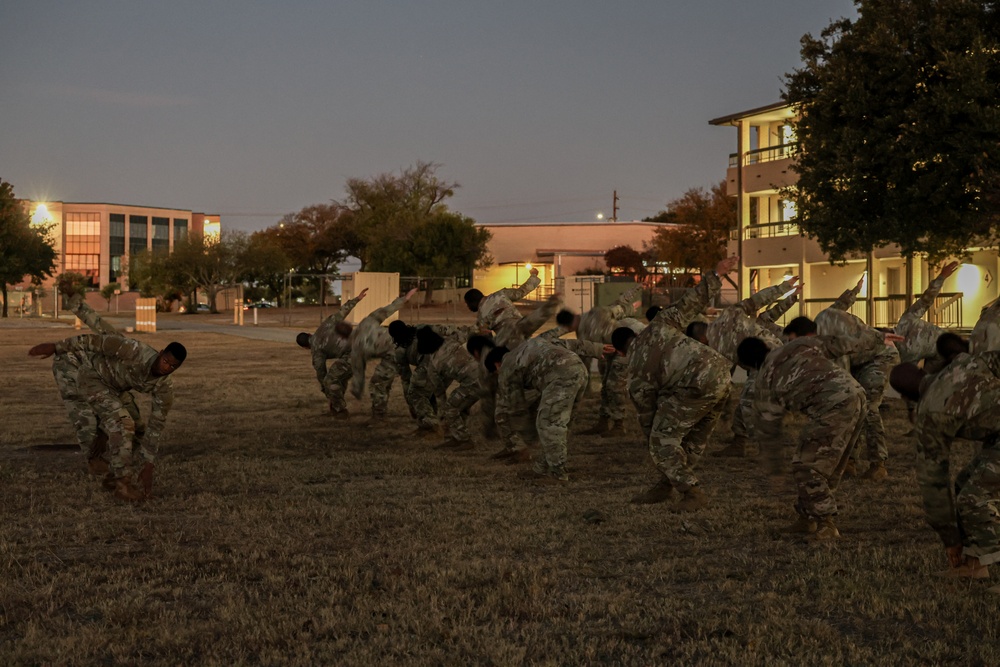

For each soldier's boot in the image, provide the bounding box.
[530,460,569,482]
[87,458,110,475]
[711,438,750,458]
[936,557,990,579]
[807,518,841,543]
[841,458,859,478]
[601,420,627,438]
[630,477,674,505]
[111,477,144,503]
[779,516,818,535]
[579,417,610,435]
[860,461,888,482]
[490,446,517,460]
[505,449,533,465]
[676,486,707,512]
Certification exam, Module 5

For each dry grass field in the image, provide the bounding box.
[2,323,998,666]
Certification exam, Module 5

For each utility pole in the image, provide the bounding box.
[612,190,619,222]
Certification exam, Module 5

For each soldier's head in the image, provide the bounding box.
[466,334,495,361]
[685,321,709,345]
[736,336,770,371]
[936,332,969,363]
[783,316,817,340]
[416,327,446,356]
[611,327,637,356]
[484,346,509,374]
[334,322,354,339]
[645,305,662,322]
[153,342,187,377]
[890,362,926,402]
[388,320,417,348]
[463,289,484,313]
[556,309,580,332]
[295,332,312,349]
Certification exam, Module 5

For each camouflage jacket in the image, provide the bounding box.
[895,273,946,364]
[54,334,173,454]
[476,274,541,332]
[757,292,799,338]
[971,299,1000,354]
[494,294,561,348]
[576,284,642,344]
[707,280,794,362]
[349,294,410,397]
[424,338,480,394]
[830,284,862,312]
[814,308,893,368]
[68,294,117,335]
[628,306,730,394]
[393,324,477,388]
[915,351,1000,547]
[309,294,363,383]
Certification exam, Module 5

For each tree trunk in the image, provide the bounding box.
[1,283,7,318]
[423,279,434,305]
[208,285,220,313]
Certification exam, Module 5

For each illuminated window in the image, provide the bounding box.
[780,199,797,220]
[65,212,101,285]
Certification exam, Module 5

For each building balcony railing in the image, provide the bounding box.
[801,292,963,329]
[728,142,799,168]
[744,222,800,239]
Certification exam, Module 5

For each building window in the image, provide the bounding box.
[152,216,169,253]
[129,215,148,255]
[65,212,101,286]
[174,218,188,242]
[110,213,125,282]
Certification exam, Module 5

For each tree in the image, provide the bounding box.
[0,180,57,317]
[100,283,121,311]
[242,233,293,305]
[604,245,646,278]
[645,181,735,272]
[168,231,250,313]
[783,0,1000,261]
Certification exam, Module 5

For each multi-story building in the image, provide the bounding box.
[23,200,219,290]
[710,102,998,329]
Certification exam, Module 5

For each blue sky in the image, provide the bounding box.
[1,1,857,232]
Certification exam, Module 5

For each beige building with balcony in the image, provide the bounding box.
[710,102,998,330]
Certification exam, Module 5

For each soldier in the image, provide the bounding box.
[890,345,1000,581]
[757,285,802,338]
[296,288,368,418]
[738,331,871,542]
[707,274,800,458]
[409,327,482,450]
[348,288,418,419]
[466,268,561,348]
[812,304,900,480]
[611,260,736,508]
[970,292,1000,354]
[895,262,958,371]
[29,334,186,502]
[486,337,607,481]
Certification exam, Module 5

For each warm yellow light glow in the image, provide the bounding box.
[858,271,869,298]
[957,264,982,295]
[525,263,533,271]
[203,220,221,243]
[596,213,605,220]
[31,204,51,225]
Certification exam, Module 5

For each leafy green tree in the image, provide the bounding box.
[100,282,121,310]
[604,245,646,277]
[645,181,735,272]
[783,0,1000,261]
[242,233,293,305]
[0,180,57,317]
[168,231,250,313]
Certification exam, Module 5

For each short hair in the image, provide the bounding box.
[556,309,576,326]
[611,327,637,354]
[466,334,495,358]
[736,337,770,370]
[783,316,817,338]
[388,320,416,348]
[164,342,187,364]
[295,332,311,348]
[645,305,663,322]
[334,322,353,338]
[890,362,926,402]
[685,321,708,342]
[936,332,969,361]
[483,346,509,374]
[463,289,484,309]
[416,327,446,355]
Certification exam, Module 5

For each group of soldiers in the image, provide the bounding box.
[29,259,1000,587]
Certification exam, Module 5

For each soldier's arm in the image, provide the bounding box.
[915,419,962,549]
[753,397,786,476]
[367,296,408,325]
[68,293,117,335]
[312,348,329,384]
[494,373,528,450]
[337,293,364,321]
[817,333,878,360]
[655,272,722,331]
[759,290,799,325]
[137,381,174,465]
[494,274,541,303]
[55,333,137,362]
[536,325,569,340]
[907,274,947,321]
[610,284,643,317]
[977,351,1000,377]
[740,280,795,316]
[563,339,605,358]
[348,342,367,399]
[829,277,863,311]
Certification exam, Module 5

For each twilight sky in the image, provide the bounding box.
[1,1,857,233]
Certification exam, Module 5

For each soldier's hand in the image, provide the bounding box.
[529,267,539,277]
[28,343,56,358]
[855,275,865,291]
[715,255,739,276]
[138,463,154,499]
[404,287,419,300]
[602,344,617,355]
[632,300,643,311]
[884,333,905,345]
[358,288,369,300]
[939,261,960,280]
[793,285,804,296]
[785,275,800,288]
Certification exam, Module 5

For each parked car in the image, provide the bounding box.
[196,303,211,312]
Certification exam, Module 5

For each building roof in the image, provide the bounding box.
[708,101,794,126]
[477,220,673,228]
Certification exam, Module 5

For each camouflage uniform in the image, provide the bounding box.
[707,280,794,446]
[410,338,481,441]
[477,275,560,348]
[815,307,899,463]
[757,291,800,338]
[495,338,603,479]
[754,336,867,520]
[895,272,947,367]
[52,334,174,480]
[308,294,363,414]
[577,285,643,422]
[54,294,143,458]
[627,281,732,491]
[914,351,1000,564]
[970,299,1000,354]
[349,294,411,416]
[404,324,476,426]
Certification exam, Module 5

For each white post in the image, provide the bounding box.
[253,307,258,326]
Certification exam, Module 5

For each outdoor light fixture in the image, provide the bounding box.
[957,264,981,295]
[31,204,51,225]
[596,213,605,220]
[525,263,533,271]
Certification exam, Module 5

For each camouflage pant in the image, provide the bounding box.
[479,368,499,437]
[52,353,142,459]
[76,369,142,478]
[629,378,731,492]
[442,377,481,442]
[408,361,446,428]
[794,385,866,520]
[730,369,758,442]
[370,358,398,417]
[851,354,895,462]
[534,366,589,475]
[494,299,559,348]
[955,442,1000,564]
[322,358,352,414]
[599,353,631,421]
